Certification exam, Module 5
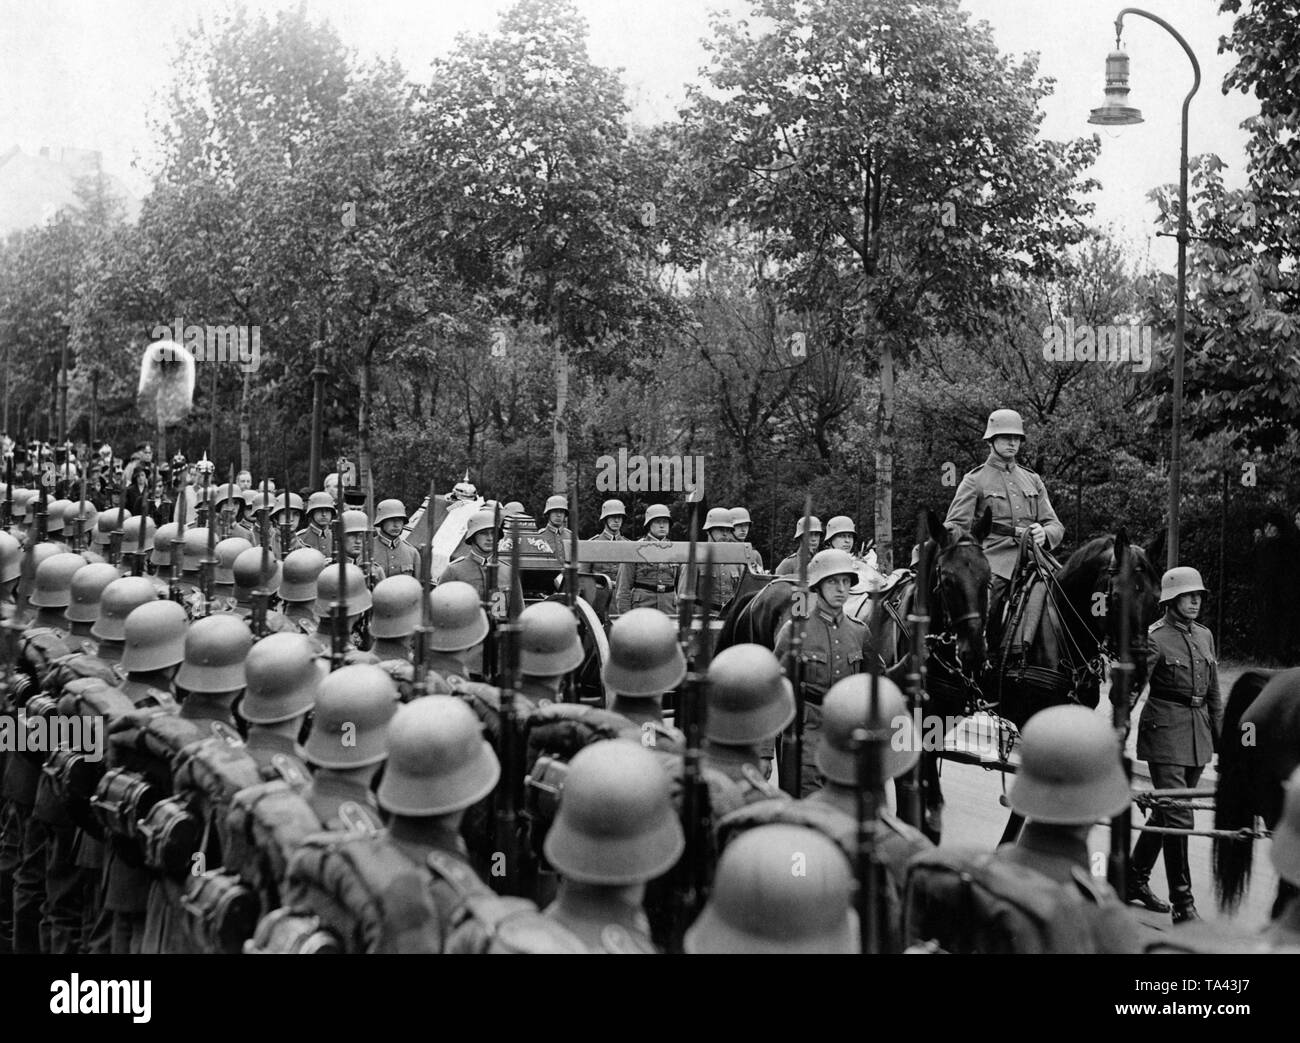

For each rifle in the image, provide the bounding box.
[411,479,437,699]
[108,461,129,567]
[668,542,715,952]
[197,454,216,615]
[896,511,930,829]
[329,464,347,671]
[17,447,51,616]
[676,500,701,662]
[481,501,502,683]
[251,485,274,638]
[131,468,149,577]
[854,663,891,954]
[778,495,813,796]
[168,453,187,605]
[1107,540,1135,896]
[492,515,524,896]
[72,445,90,552]
[3,450,13,531]
[281,456,293,561]
[562,486,580,702]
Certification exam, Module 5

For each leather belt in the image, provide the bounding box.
[1150,692,1206,709]
[634,582,672,594]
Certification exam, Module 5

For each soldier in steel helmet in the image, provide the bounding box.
[301,664,397,831]
[240,633,320,782]
[174,613,254,731]
[614,503,678,617]
[589,498,630,587]
[299,491,336,557]
[775,516,823,576]
[730,507,764,573]
[373,499,418,578]
[341,509,385,587]
[439,508,521,615]
[1127,566,1222,924]
[230,547,289,634]
[944,408,1064,656]
[703,644,792,803]
[280,547,328,638]
[601,608,687,743]
[542,739,681,952]
[774,548,872,795]
[212,483,254,544]
[369,575,422,664]
[314,562,373,654]
[678,506,744,613]
[424,581,490,686]
[269,492,306,559]
[516,601,585,709]
[536,494,573,563]
[211,537,252,607]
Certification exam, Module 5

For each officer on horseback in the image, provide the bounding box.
[944,409,1064,658]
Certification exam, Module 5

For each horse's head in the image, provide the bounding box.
[926,507,992,674]
[1108,528,1163,694]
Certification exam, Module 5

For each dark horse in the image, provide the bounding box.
[1214,667,1300,917]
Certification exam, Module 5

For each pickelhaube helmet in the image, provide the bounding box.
[463,509,497,544]
[377,696,500,816]
[304,664,399,769]
[600,499,627,521]
[91,576,159,642]
[816,674,918,785]
[214,537,253,585]
[305,491,336,515]
[643,503,671,525]
[825,515,856,540]
[176,614,254,693]
[0,531,21,584]
[542,739,684,885]
[315,562,372,617]
[370,575,423,640]
[374,499,408,526]
[341,510,369,536]
[241,633,323,725]
[706,644,796,746]
[30,552,87,609]
[704,507,732,531]
[685,824,858,954]
[281,548,328,602]
[425,581,488,652]
[64,562,120,624]
[983,408,1026,441]
[806,548,858,589]
[120,600,189,673]
[150,522,180,567]
[1007,705,1130,824]
[1269,766,1300,887]
[602,608,687,697]
[792,515,823,540]
[1159,566,1207,604]
[452,477,477,500]
[518,601,584,676]
[233,547,281,598]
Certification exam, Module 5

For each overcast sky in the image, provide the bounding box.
[0,0,1257,270]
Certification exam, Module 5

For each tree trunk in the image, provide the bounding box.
[875,339,895,572]
[238,368,251,473]
[359,334,377,510]
[552,333,569,493]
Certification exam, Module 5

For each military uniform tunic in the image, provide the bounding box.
[589,529,630,586]
[614,538,679,616]
[1138,615,1222,767]
[374,534,419,578]
[298,523,334,558]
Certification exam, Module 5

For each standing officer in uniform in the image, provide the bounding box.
[775,516,823,576]
[1127,566,1222,924]
[341,510,385,586]
[614,504,677,617]
[773,549,872,796]
[678,507,743,614]
[373,500,419,578]
[944,408,1064,655]
[536,495,572,562]
[730,508,764,572]
[298,492,336,557]
[590,499,629,587]
[824,516,856,553]
[439,509,521,611]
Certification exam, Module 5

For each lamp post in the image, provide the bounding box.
[1089,8,1200,571]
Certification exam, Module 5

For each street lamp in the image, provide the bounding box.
[1089,8,1200,571]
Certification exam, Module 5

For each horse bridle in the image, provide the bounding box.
[1104,546,1150,664]
[933,537,985,635]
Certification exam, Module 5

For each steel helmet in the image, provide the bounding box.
[706,644,796,746]
[120,600,189,673]
[685,824,857,954]
[45,498,72,533]
[503,501,526,518]
[121,516,156,553]
[816,674,918,785]
[182,527,212,571]
[644,504,671,525]
[30,552,87,609]
[340,510,369,536]
[10,489,34,520]
[542,739,684,885]
[704,507,732,531]
[304,663,399,769]
[463,509,497,544]
[233,547,281,598]
[1270,766,1300,887]
[730,507,752,527]
[304,491,335,516]
[271,492,304,520]
[63,500,98,537]
[377,696,500,816]
[244,488,273,515]
[19,543,65,600]
[543,494,568,515]
[213,483,243,508]
[983,408,1026,441]
[241,633,324,725]
[1007,705,1130,824]
[792,515,823,540]
[176,614,254,693]
[64,562,119,624]
[374,499,408,526]
[91,576,159,642]
[825,516,856,540]
[602,608,687,697]
[94,509,130,547]
[426,581,488,652]
[150,522,180,567]
[806,549,858,589]
[370,575,423,639]
[518,601,584,676]
[280,548,328,603]
[0,531,21,584]
[23,491,40,521]
[599,499,627,521]
[1159,566,1207,604]
[314,563,372,617]
[214,538,253,585]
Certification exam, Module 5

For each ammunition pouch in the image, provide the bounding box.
[182,869,261,954]
[139,795,202,876]
[524,754,567,829]
[45,748,104,835]
[245,907,342,954]
[91,766,162,839]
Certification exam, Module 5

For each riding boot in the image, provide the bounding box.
[1164,835,1197,922]
[1129,825,1163,881]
